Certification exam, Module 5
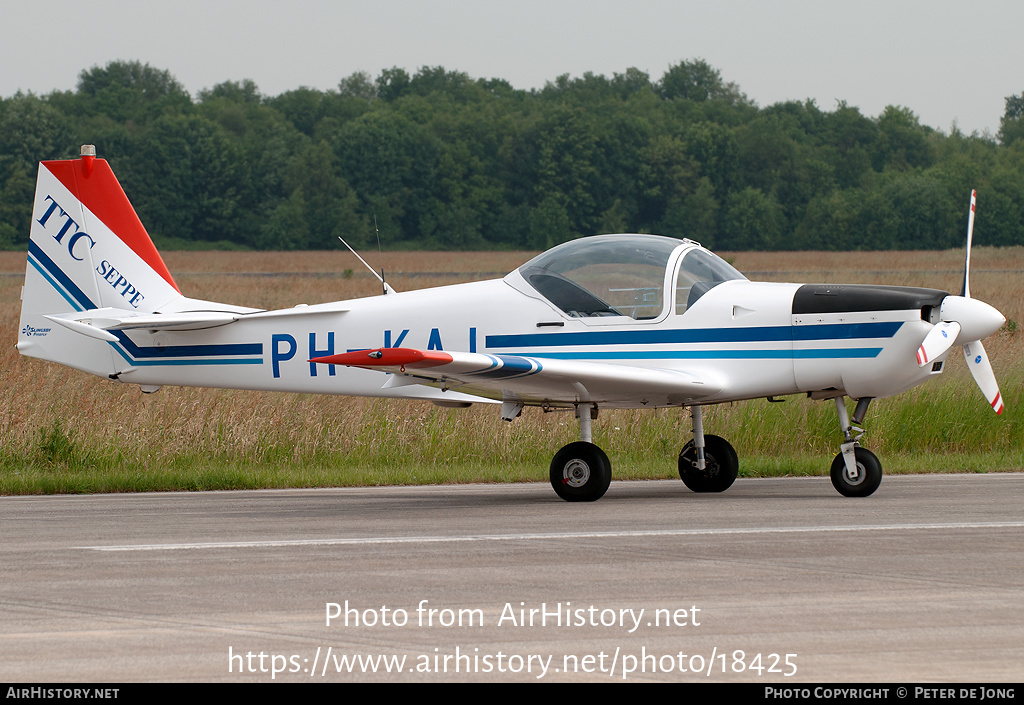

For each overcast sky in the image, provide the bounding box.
[4,0,1022,136]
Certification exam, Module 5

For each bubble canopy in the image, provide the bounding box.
[517,234,746,319]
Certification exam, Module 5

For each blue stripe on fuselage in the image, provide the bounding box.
[486,321,902,349]
[111,331,262,360]
[499,348,884,360]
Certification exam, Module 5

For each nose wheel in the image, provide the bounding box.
[830,446,882,497]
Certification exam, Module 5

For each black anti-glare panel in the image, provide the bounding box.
[792,284,948,314]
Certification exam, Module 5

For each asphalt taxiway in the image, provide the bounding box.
[2,473,1022,682]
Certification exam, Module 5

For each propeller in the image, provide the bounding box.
[915,190,1005,414]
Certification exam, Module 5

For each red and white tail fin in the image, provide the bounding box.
[18,146,185,376]
[25,145,181,311]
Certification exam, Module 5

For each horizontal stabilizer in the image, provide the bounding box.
[43,304,351,337]
[45,308,242,334]
[43,314,120,342]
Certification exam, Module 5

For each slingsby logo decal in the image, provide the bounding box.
[21,324,51,337]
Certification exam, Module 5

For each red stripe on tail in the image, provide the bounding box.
[42,158,179,292]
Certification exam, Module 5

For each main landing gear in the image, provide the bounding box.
[548,403,741,502]
[547,398,882,502]
[549,404,611,502]
[677,405,738,493]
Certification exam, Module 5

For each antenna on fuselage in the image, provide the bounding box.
[338,228,396,295]
[373,214,389,296]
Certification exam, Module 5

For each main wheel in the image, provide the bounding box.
[678,435,738,492]
[830,447,882,497]
[550,441,612,502]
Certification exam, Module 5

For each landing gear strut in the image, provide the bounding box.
[830,397,882,497]
[678,405,738,492]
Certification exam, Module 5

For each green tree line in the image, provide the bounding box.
[2,59,1023,251]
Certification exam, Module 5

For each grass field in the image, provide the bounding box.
[2,247,1021,494]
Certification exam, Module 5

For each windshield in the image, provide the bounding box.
[518,235,682,319]
[675,248,747,314]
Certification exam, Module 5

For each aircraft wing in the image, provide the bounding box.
[310,347,722,408]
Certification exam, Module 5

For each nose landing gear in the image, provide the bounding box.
[831,397,882,497]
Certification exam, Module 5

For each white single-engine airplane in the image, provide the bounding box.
[18,147,1006,501]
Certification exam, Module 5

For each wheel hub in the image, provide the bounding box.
[562,459,591,487]
[842,463,866,486]
[687,453,718,477]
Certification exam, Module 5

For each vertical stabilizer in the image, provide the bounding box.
[18,146,184,377]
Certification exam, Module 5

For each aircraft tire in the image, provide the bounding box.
[678,435,738,493]
[550,441,612,502]
[830,447,882,497]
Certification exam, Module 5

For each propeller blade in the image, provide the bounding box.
[948,191,1004,415]
[916,321,961,366]
[962,340,1004,414]
[961,189,976,298]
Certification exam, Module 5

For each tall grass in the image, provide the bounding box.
[1,248,1021,494]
